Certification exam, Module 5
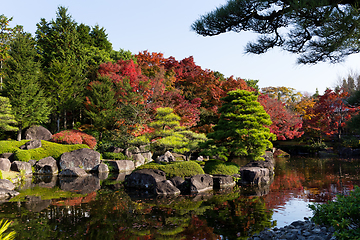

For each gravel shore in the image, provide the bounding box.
[247,218,336,240]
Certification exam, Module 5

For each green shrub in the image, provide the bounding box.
[203,160,240,176]
[102,152,128,160]
[0,140,29,154]
[136,161,204,179]
[13,140,89,162]
[309,185,360,240]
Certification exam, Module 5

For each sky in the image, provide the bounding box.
[3,0,360,94]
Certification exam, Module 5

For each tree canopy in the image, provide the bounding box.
[192,0,360,64]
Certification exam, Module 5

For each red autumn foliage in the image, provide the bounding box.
[51,129,97,149]
[98,59,155,105]
[258,94,303,140]
[303,88,359,138]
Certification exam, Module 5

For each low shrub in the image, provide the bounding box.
[136,161,204,179]
[52,130,97,149]
[102,152,128,160]
[203,160,240,176]
[13,140,89,162]
[0,140,29,154]
[309,185,360,240]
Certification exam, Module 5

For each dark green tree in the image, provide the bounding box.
[131,107,207,158]
[36,6,87,131]
[202,90,276,161]
[84,76,120,142]
[3,33,50,140]
[0,96,18,133]
[192,0,360,64]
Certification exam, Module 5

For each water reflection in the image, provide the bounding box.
[0,157,358,239]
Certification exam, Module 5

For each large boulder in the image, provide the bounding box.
[0,179,15,191]
[189,174,213,194]
[213,174,236,189]
[59,148,100,171]
[0,158,11,171]
[133,154,145,168]
[20,140,42,150]
[155,180,181,196]
[34,157,58,175]
[140,145,152,162]
[59,167,88,177]
[156,151,175,163]
[239,167,271,186]
[125,169,166,190]
[11,161,32,175]
[239,151,275,186]
[169,176,187,193]
[104,160,135,172]
[125,147,140,159]
[0,153,14,161]
[24,126,52,141]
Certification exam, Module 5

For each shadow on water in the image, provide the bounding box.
[0,157,358,239]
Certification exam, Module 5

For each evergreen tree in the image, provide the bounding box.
[132,107,207,159]
[202,90,276,161]
[36,6,87,131]
[192,0,360,64]
[3,33,50,140]
[84,76,120,142]
[0,96,18,132]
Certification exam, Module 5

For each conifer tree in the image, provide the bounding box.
[0,96,18,132]
[202,90,276,161]
[132,107,207,159]
[4,33,50,140]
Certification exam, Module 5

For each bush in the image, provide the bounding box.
[309,185,360,240]
[203,160,240,176]
[13,140,89,162]
[52,130,97,149]
[0,140,29,154]
[102,152,128,160]
[136,161,204,179]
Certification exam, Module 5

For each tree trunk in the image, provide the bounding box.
[17,127,22,141]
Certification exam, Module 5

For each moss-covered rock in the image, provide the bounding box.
[0,140,89,162]
[203,160,240,176]
[135,161,204,179]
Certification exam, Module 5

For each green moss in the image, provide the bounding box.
[0,140,29,154]
[102,152,128,160]
[12,140,89,162]
[203,160,240,176]
[136,161,204,179]
[9,186,85,202]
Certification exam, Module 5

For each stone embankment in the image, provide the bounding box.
[248,218,336,240]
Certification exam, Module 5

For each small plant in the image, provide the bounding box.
[0,219,15,240]
[0,171,2,180]
[309,185,360,240]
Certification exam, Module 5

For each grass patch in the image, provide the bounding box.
[203,160,240,175]
[136,161,204,179]
[1,171,20,180]
[11,140,89,162]
[9,186,85,202]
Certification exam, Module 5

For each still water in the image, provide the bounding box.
[0,157,359,239]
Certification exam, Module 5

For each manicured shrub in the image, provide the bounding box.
[52,130,97,149]
[203,160,240,176]
[136,161,204,179]
[102,152,128,160]
[13,140,89,162]
[0,140,29,154]
[310,185,360,240]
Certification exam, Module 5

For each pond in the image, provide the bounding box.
[0,157,359,240]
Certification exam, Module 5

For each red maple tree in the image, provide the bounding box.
[258,94,303,140]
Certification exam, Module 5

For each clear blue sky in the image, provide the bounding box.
[4,0,360,94]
